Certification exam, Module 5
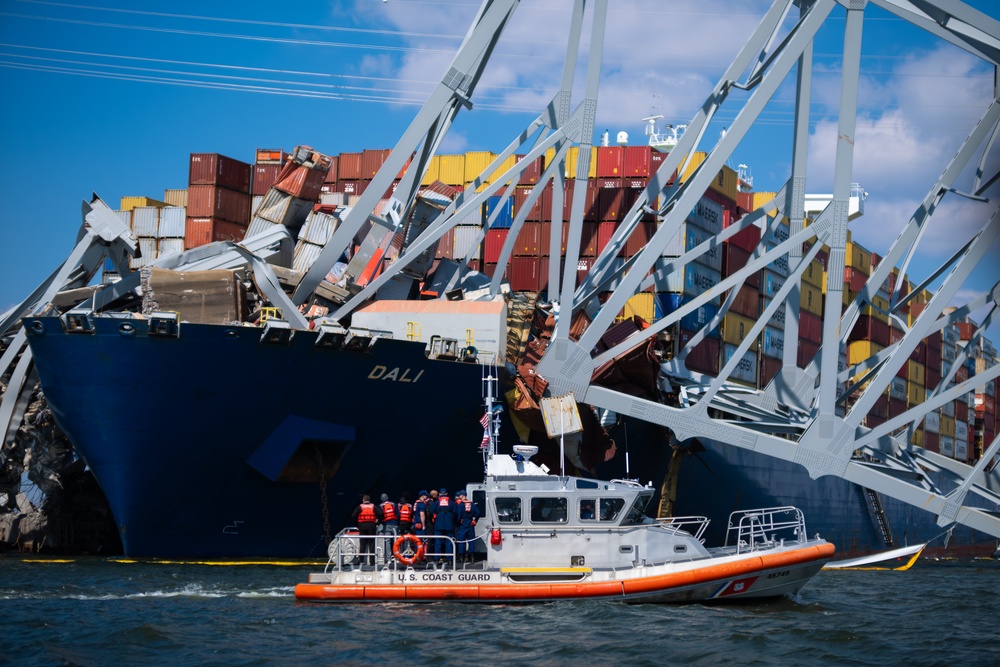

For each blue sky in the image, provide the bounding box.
[1,0,998,342]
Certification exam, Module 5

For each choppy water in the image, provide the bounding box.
[0,556,997,666]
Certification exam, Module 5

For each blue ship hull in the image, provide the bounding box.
[24,316,489,558]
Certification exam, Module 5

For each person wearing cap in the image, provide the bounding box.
[429,487,455,565]
[413,490,429,539]
[453,489,480,565]
[378,493,399,558]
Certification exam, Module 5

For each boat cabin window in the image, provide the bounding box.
[579,498,625,522]
[495,497,522,523]
[622,495,650,525]
[530,497,567,523]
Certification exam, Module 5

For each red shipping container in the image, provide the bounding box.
[622,145,651,177]
[844,267,867,293]
[537,256,551,293]
[337,180,367,196]
[252,164,282,196]
[361,148,391,180]
[871,394,889,419]
[955,364,969,383]
[866,414,887,429]
[485,229,508,264]
[849,315,889,347]
[567,185,602,222]
[509,256,542,292]
[798,310,823,344]
[578,221,601,257]
[678,329,721,375]
[726,219,761,254]
[484,262,498,279]
[737,191,754,213]
[338,152,363,180]
[189,153,252,194]
[926,330,942,352]
[759,355,782,388]
[596,146,624,178]
[434,227,455,259]
[910,342,926,363]
[888,397,907,418]
[514,186,552,222]
[324,156,339,184]
[722,242,760,289]
[925,352,941,374]
[956,322,976,340]
[537,220,562,256]
[517,155,543,186]
[797,339,820,369]
[273,161,327,201]
[596,221,616,257]
[624,222,656,257]
[576,257,595,288]
[186,185,250,224]
[513,222,542,257]
[923,432,940,453]
[956,400,968,422]
[599,187,627,222]
[184,216,247,249]
[731,284,760,319]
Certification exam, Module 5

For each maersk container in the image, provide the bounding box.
[955,420,969,442]
[942,400,955,417]
[941,435,955,458]
[660,222,722,272]
[653,260,722,305]
[761,296,786,331]
[188,153,251,194]
[763,240,789,277]
[759,325,783,359]
[761,269,785,299]
[679,299,720,338]
[924,410,940,434]
[131,207,160,237]
[654,292,684,320]
[159,207,186,238]
[890,375,907,401]
[687,196,724,236]
[723,343,758,386]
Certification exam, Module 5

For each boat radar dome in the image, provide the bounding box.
[513,444,539,459]
[616,131,629,145]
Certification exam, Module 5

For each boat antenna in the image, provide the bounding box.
[481,364,501,466]
[623,420,630,480]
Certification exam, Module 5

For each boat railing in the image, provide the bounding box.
[656,515,710,541]
[324,528,458,572]
[724,506,808,554]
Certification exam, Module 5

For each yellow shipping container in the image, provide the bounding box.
[802,258,824,288]
[721,313,759,351]
[421,155,442,185]
[619,293,655,323]
[676,151,706,183]
[544,147,557,171]
[908,360,925,385]
[439,154,466,186]
[120,196,167,211]
[163,189,188,207]
[940,414,956,438]
[710,164,739,203]
[911,427,924,447]
[869,294,890,324]
[752,191,779,215]
[907,381,924,406]
[565,146,598,180]
[800,282,823,317]
[464,151,495,184]
[847,340,883,367]
[846,240,871,275]
[492,154,518,187]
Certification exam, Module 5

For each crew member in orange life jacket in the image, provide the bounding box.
[454,489,480,565]
[379,493,399,534]
[430,487,455,563]
[397,493,413,534]
[350,494,383,566]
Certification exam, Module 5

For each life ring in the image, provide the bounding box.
[392,534,425,566]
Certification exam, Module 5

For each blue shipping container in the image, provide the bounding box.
[485,195,514,229]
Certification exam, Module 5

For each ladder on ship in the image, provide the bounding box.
[862,487,895,549]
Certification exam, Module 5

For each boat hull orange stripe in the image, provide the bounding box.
[294,543,834,602]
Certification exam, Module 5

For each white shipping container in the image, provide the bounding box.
[687,197,723,236]
[246,216,282,238]
[941,436,955,458]
[955,420,969,442]
[158,207,186,238]
[723,343,758,385]
[115,209,132,228]
[942,343,956,363]
[761,296,786,330]
[454,207,483,227]
[766,220,790,244]
[132,206,160,237]
[924,410,940,434]
[890,376,907,401]
[653,260,722,305]
[955,438,968,460]
[942,400,955,417]
[299,211,338,245]
[293,240,324,273]
[453,225,483,261]
[661,222,723,271]
[352,299,507,360]
[761,269,785,299]
[761,325,784,360]
[763,241,789,278]
[944,325,959,344]
[130,238,158,269]
[252,195,265,214]
[157,238,184,261]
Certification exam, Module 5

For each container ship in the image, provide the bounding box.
[7,134,999,558]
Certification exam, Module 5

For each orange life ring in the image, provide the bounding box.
[392,534,425,566]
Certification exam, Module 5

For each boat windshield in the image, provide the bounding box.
[622,495,649,525]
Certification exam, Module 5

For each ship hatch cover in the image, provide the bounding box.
[246,416,355,482]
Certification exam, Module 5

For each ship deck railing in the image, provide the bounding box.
[655,515,710,541]
[723,506,809,554]
[324,529,458,573]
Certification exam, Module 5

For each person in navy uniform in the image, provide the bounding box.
[413,490,429,538]
[430,487,455,564]
[453,489,480,565]
[350,494,383,566]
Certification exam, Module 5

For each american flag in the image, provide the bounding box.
[480,428,490,449]
[479,411,490,429]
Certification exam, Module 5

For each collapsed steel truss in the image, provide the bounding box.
[3,0,999,540]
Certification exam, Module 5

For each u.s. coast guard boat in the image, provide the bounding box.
[294,383,834,604]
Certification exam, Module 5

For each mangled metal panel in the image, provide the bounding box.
[140,267,247,324]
